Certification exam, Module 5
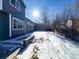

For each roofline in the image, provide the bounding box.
[25,18,36,24]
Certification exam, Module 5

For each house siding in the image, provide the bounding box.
[12,30,25,37]
[10,16,25,37]
[3,0,26,37]
[0,0,26,40]
[2,0,25,21]
[0,11,9,40]
[0,0,36,40]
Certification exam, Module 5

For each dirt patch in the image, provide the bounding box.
[32,37,44,43]
[31,45,40,59]
[31,53,39,59]
[31,37,45,59]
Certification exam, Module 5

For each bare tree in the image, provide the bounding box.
[41,8,51,30]
[75,0,79,19]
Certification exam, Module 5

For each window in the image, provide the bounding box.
[12,18,25,30]
[15,0,21,10]
[10,0,21,11]
[10,0,15,5]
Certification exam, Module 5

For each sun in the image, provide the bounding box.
[32,10,40,17]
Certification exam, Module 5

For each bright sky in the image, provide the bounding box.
[23,0,76,23]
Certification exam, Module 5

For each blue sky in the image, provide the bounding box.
[23,0,76,23]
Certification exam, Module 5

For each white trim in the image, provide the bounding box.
[9,0,20,11]
[0,0,2,10]
[9,14,12,37]
[12,17,24,22]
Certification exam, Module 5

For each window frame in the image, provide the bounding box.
[12,17,25,30]
[9,0,21,11]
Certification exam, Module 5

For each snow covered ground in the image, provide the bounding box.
[17,31,79,59]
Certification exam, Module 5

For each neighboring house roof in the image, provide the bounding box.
[25,18,36,25]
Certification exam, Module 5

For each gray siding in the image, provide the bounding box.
[0,11,9,40]
[0,0,26,39]
[2,0,25,21]
[25,18,35,32]
[12,30,25,37]
[2,0,26,37]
